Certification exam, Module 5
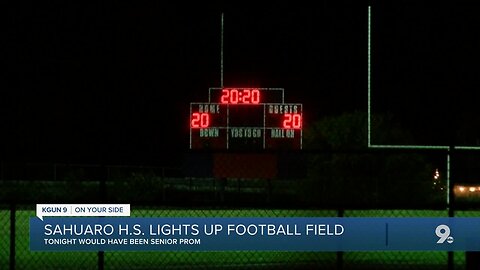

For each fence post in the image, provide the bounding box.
[337,208,344,270]
[10,203,15,270]
[463,149,480,270]
[98,251,104,270]
[98,165,107,270]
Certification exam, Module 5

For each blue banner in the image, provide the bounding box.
[30,217,480,251]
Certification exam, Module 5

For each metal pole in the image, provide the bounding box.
[221,13,224,88]
[447,148,453,270]
[367,6,371,147]
[337,209,344,270]
[98,165,107,270]
[10,204,15,270]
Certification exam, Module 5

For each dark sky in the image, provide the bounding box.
[3,1,480,165]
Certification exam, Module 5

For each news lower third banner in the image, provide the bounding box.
[30,217,480,251]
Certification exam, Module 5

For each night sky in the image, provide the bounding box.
[3,1,480,165]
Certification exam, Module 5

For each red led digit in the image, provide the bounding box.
[283,114,292,128]
[191,113,210,128]
[251,89,260,104]
[243,89,251,103]
[292,114,302,128]
[191,113,200,128]
[220,89,229,104]
[283,113,302,129]
[200,113,209,127]
[230,89,239,104]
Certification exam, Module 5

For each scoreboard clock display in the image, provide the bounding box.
[190,88,302,150]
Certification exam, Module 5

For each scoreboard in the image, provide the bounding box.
[190,88,303,150]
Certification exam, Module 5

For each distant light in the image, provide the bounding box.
[433,168,440,180]
[469,187,476,192]
[459,186,465,192]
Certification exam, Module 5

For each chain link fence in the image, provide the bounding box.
[1,150,480,269]
[1,205,9,270]
[4,206,480,270]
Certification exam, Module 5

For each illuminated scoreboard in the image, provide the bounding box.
[190,88,302,150]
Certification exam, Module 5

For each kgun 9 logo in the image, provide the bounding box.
[436,224,454,244]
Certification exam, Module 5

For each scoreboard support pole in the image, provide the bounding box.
[220,13,224,88]
[215,177,226,204]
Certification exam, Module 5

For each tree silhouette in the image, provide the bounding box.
[300,111,440,207]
